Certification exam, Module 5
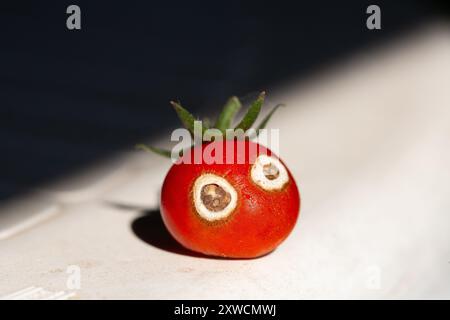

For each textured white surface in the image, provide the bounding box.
[1,286,76,300]
[1,24,450,299]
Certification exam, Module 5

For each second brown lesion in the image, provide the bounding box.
[263,163,280,180]
[200,184,231,212]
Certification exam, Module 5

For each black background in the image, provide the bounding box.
[0,1,448,204]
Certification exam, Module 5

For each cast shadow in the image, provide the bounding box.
[130,208,226,259]
[108,201,273,260]
[129,207,274,260]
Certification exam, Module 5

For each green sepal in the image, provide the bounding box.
[135,144,172,158]
[215,96,242,133]
[256,103,284,132]
[235,91,265,131]
[202,117,212,129]
[170,101,196,135]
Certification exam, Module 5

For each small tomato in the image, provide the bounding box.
[139,92,301,258]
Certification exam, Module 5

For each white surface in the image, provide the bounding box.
[1,24,450,299]
[1,287,75,300]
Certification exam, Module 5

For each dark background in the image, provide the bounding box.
[0,1,448,203]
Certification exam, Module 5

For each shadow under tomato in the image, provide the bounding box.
[130,209,202,258]
[130,208,245,260]
[130,208,275,260]
[106,201,275,260]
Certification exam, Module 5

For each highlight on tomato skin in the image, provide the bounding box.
[160,140,301,259]
[138,92,301,259]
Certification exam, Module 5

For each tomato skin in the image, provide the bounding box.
[160,140,300,258]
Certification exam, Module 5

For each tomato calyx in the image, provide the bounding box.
[136,92,285,158]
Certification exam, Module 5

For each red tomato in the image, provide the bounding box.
[160,139,300,258]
